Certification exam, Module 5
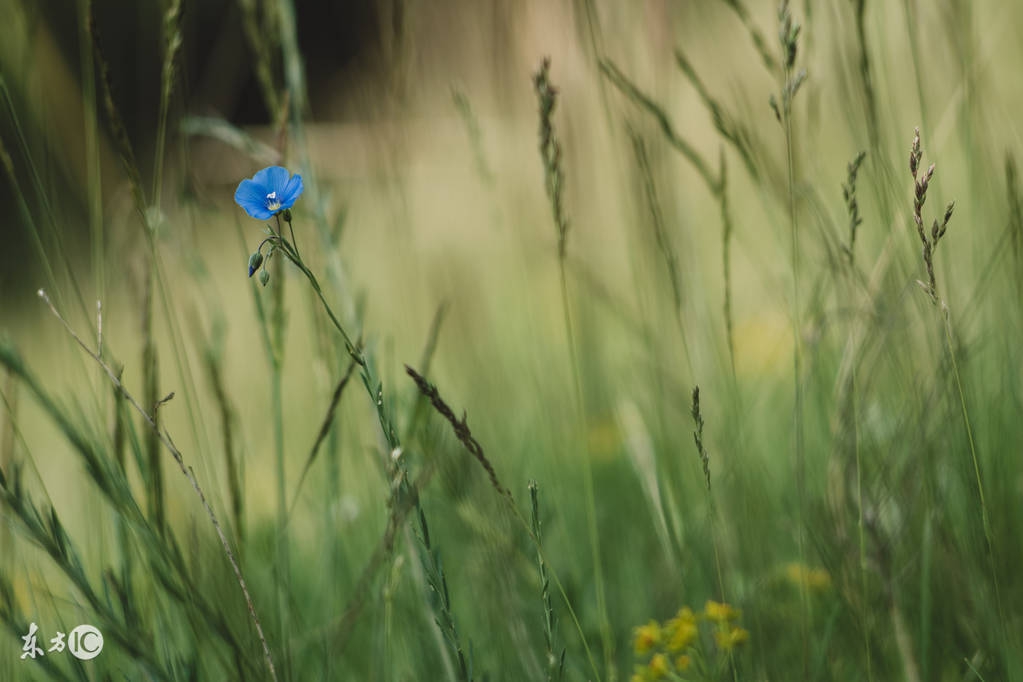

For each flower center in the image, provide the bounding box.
[265,191,282,212]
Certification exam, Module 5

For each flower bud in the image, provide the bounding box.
[259,269,271,287]
[247,251,264,277]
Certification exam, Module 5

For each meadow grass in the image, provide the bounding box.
[1,1,1023,680]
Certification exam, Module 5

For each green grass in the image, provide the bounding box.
[2,1,1023,680]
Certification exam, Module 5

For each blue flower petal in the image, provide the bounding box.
[280,174,304,209]
[235,166,304,219]
[235,178,274,219]
[253,166,291,194]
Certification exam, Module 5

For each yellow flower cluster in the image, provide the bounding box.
[630,601,748,681]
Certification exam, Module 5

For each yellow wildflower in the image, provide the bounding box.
[674,606,697,623]
[785,562,832,592]
[714,625,750,651]
[665,617,698,652]
[634,620,661,655]
[675,654,692,671]
[648,653,669,679]
[704,600,740,623]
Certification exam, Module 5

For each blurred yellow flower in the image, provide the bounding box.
[634,620,661,655]
[648,653,669,679]
[704,599,741,623]
[674,606,697,623]
[632,600,749,675]
[665,616,698,652]
[785,562,832,592]
[714,626,750,651]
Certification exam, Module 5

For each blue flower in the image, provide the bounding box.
[234,166,304,219]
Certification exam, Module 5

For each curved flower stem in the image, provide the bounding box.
[273,234,362,365]
[275,214,302,263]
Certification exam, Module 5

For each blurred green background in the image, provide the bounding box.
[2,0,1023,680]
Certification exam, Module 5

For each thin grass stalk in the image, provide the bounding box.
[573,0,616,139]
[560,130,613,682]
[32,291,279,682]
[237,0,282,119]
[0,481,173,679]
[534,58,613,680]
[244,194,464,677]
[628,129,693,375]
[901,1,931,177]
[89,10,145,222]
[386,395,467,681]
[90,7,215,544]
[0,78,90,316]
[0,347,260,678]
[599,60,719,192]
[719,151,736,373]
[718,0,778,73]
[77,0,105,307]
[263,219,466,676]
[142,270,165,536]
[600,61,738,370]
[890,597,922,682]
[690,387,737,682]
[690,388,724,599]
[831,282,872,681]
[838,149,873,679]
[909,128,1009,678]
[0,80,87,319]
[286,357,358,519]
[773,2,810,672]
[402,302,449,444]
[0,576,76,681]
[452,89,494,187]
[404,365,601,681]
[398,311,468,682]
[151,0,183,212]
[273,0,362,350]
[529,481,565,682]
[1006,155,1023,300]
[942,308,1007,663]
[622,130,699,574]
[674,48,759,183]
[919,515,933,682]
[111,374,137,583]
[204,342,245,548]
[330,458,437,654]
[851,0,881,153]
[620,142,692,574]
[267,246,293,672]
[852,367,872,680]
[0,371,15,575]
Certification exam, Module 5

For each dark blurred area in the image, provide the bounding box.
[0,0,395,303]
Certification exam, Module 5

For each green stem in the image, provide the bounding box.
[276,237,360,362]
[783,62,810,679]
[269,246,291,672]
[853,366,872,680]
[558,261,611,682]
[941,307,1007,671]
